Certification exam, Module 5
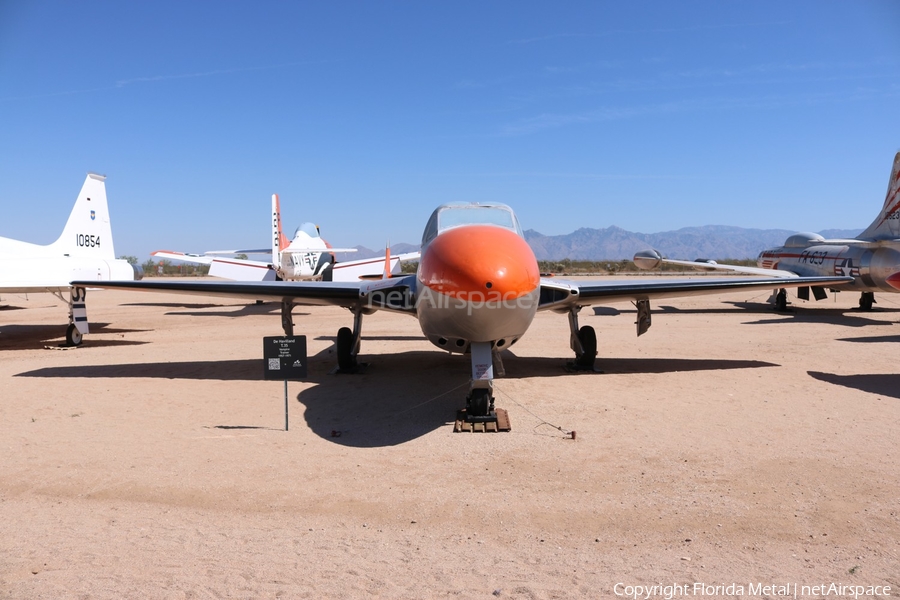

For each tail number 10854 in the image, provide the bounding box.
[76,234,100,247]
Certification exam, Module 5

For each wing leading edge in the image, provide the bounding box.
[537,275,855,312]
[71,276,418,313]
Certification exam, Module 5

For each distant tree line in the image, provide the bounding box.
[536,258,757,275]
[122,256,210,277]
[120,256,757,279]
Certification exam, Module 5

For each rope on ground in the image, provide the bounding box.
[493,384,576,439]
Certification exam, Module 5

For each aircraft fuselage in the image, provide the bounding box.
[415,216,541,354]
[758,243,900,293]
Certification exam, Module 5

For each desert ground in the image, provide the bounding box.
[1,280,898,599]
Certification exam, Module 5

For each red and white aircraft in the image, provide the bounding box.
[153,194,417,282]
[0,173,141,345]
[79,202,850,416]
[635,152,900,312]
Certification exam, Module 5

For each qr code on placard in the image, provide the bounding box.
[268,358,280,370]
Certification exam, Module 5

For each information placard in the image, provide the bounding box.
[263,336,307,380]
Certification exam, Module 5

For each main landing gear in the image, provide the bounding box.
[335,310,364,373]
[567,308,597,371]
[774,288,789,312]
[60,286,88,347]
[282,300,366,373]
[859,292,875,311]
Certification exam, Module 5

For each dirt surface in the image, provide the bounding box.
[2,281,899,599]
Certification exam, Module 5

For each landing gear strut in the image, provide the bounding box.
[64,286,88,346]
[774,288,789,312]
[567,308,597,371]
[465,341,495,419]
[281,300,294,336]
[859,292,875,311]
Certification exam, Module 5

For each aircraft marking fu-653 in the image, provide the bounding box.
[1,173,141,345]
[635,151,900,312]
[79,202,850,417]
[153,194,418,282]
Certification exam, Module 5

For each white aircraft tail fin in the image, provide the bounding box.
[50,173,117,259]
[271,194,290,266]
[859,151,900,240]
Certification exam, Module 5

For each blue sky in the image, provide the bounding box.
[1,1,898,260]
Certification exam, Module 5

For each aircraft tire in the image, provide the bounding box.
[468,388,491,417]
[576,325,597,368]
[774,289,788,312]
[336,326,357,372]
[65,324,83,347]
[859,292,875,311]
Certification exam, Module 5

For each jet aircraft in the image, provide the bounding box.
[634,152,900,312]
[0,173,141,345]
[78,202,850,417]
[153,194,418,282]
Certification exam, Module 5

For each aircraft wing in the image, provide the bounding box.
[820,238,900,247]
[204,247,360,255]
[152,251,215,265]
[203,248,271,256]
[537,275,854,311]
[70,276,418,313]
[632,250,798,278]
[152,251,277,281]
[0,283,73,294]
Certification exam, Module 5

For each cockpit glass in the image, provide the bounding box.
[421,204,522,247]
[438,206,517,232]
[297,222,320,238]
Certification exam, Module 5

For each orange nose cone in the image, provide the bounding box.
[886,272,900,290]
[420,225,540,301]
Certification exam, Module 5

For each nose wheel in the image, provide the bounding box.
[467,388,494,417]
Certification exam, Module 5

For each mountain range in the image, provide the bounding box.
[347,226,864,262]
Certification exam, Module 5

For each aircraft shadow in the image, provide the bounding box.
[592,302,776,317]
[122,302,228,309]
[210,425,284,431]
[167,307,306,318]
[15,348,780,447]
[120,301,295,318]
[16,358,263,381]
[301,348,782,447]
[740,311,894,328]
[296,350,469,448]
[808,371,900,400]
[314,335,427,342]
[502,354,778,377]
[0,323,149,350]
[836,333,900,344]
